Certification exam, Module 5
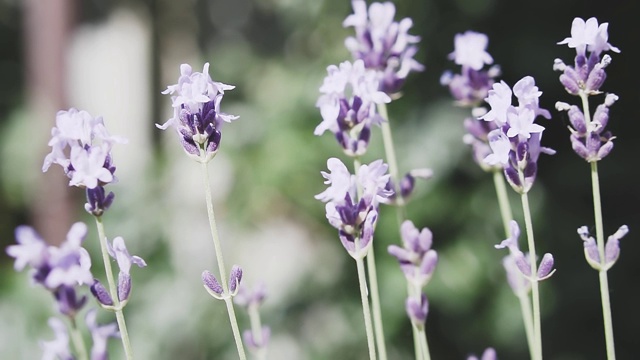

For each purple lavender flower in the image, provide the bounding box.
[316,60,391,156]
[554,17,620,96]
[159,63,238,163]
[40,318,73,360]
[234,282,267,309]
[441,31,501,106]
[202,265,243,299]
[384,168,433,205]
[7,222,93,289]
[106,236,146,303]
[556,94,617,162]
[86,309,120,360]
[43,108,125,190]
[405,293,429,328]
[343,0,424,94]
[388,220,438,289]
[467,347,498,360]
[577,225,628,270]
[316,157,392,259]
[480,77,555,193]
[502,255,531,296]
[7,223,94,316]
[495,221,555,281]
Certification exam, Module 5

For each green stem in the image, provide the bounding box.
[581,92,616,360]
[493,169,514,237]
[493,170,535,359]
[200,158,247,360]
[248,303,267,360]
[355,244,377,360]
[352,157,387,360]
[94,216,133,360]
[378,103,406,223]
[520,192,542,360]
[68,316,88,360]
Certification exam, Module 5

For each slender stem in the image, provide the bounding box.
[377,103,406,223]
[366,249,387,360]
[94,216,133,360]
[68,316,88,360]
[581,92,616,360]
[516,291,536,360]
[493,170,535,358]
[520,192,542,360]
[248,304,267,360]
[200,158,247,360]
[493,170,514,237]
[352,157,387,360]
[355,248,377,360]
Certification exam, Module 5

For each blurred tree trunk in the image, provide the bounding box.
[24,0,75,245]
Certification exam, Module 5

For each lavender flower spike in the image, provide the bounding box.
[43,108,125,189]
[496,221,556,281]
[159,63,238,163]
[343,0,424,95]
[388,220,438,288]
[315,60,391,156]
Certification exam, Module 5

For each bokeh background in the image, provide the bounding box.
[0,0,638,359]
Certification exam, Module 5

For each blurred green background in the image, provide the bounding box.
[0,0,638,359]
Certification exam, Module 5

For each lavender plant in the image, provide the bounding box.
[157,63,247,359]
[480,76,556,360]
[553,17,629,360]
[7,108,146,359]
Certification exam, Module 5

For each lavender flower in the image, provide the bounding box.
[405,293,429,328]
[90,236,145,307]
[388,220,438,289]
[7,223,93,289]
[159,63,238,163]
[384,168,433,205]
[202,265,243,299]
[86,309,120,360]
[556,94,617,162]
[480,77,555,193]
[315,60,391,156]
[467,347,498,360]
[316,157,392,259]
[43,108,125,190]
[234,282,267,309]
[441,31,501,106]
[40,318,73,360]
[495,221,555,281]
[577,225,628,270]
[554,17,620,96]
[343,0,424,94]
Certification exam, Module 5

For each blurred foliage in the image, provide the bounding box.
[1,0,639,359]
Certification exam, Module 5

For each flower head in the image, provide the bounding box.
[449,31,493,71]
[43,108,125,189]
[578,225,628,270]
[316,60,391,156]
[316,157,392,259]
[159,63,238,163]
[344,0,424,94]
[496,221,555,281]
[388,220,438,289]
